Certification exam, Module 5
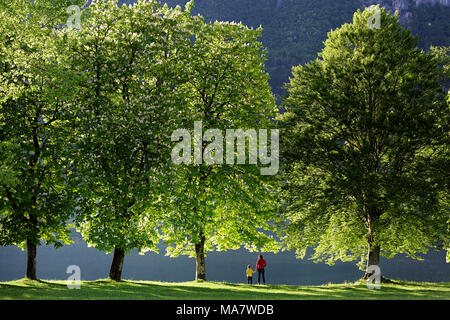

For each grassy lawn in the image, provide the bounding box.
[0,278,449,300]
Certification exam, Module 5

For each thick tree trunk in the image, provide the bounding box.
[195,235,206,281]
[26,238,37,280]
[363,242,380,280]
[363,208,382,280]
[109,246,125,281]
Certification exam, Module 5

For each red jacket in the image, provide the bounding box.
[256,258,266,270]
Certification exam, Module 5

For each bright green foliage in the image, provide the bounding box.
[67,0,196,255]
[160,20,279,269]
[279,7,449,270]
[0,0,280,280]
[0,0,78,251]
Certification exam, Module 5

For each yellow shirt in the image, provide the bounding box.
[246,268,255,277]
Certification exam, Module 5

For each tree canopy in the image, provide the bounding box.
[0,0,80,279]
[160,18,280,280]
[278,6,449,275]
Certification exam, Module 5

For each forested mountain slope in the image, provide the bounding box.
[120,0,450,97]
[159,0,362,96]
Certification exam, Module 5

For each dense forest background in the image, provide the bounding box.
[115,0,450,98]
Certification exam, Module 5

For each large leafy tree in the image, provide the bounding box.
[160,19,279,280]
[0,0,78,279]
[67,0,196,281]
[279,6,449,278]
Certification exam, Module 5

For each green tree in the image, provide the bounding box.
[0,0,78,279]
[67,0,196,281]
[278,7,449,278]
[160,19,279,281]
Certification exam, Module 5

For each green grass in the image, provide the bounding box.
[1,278,449,300]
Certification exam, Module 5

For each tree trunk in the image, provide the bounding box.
[363,208,382,280]
[195,235,206,281]
[26,238,37,280]
[363,242,380,280]
[109,246,125,281]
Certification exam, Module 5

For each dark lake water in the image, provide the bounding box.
[0,231,449,285]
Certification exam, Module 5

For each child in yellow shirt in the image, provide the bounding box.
[246,265,256,284]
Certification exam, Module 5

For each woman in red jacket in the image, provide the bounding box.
[256,254,266,285]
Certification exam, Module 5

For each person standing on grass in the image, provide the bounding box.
[246,265,256,284]
[256,254,266,285]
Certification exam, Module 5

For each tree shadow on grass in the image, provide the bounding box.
[0,279,67,289]
[81,280,450,300]
[1,279,449,300]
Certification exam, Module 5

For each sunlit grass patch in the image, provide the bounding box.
[1,278,449,300]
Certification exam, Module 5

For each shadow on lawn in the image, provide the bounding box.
[1,279,448,300]
[86,280,449,300]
